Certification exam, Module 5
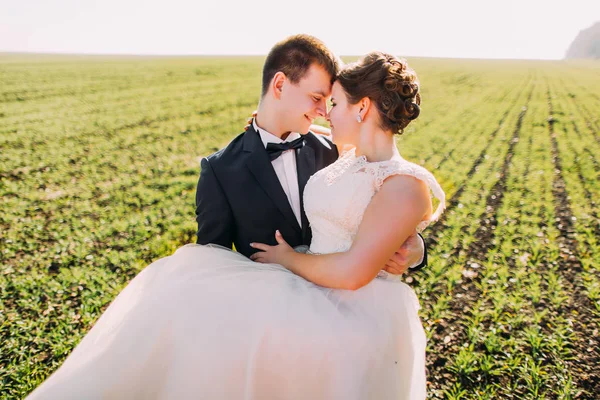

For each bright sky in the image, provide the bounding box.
[0,0,598,60]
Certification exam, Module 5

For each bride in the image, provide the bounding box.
[26,52,445,400]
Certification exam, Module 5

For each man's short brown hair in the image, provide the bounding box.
[261,34,340,97]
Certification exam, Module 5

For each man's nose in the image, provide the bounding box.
[315,99,327,117]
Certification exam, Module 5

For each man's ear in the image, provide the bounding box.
[272,71,286,100]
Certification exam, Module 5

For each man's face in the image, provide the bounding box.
[279,63,332,134]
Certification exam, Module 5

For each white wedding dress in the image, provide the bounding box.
[27,148,445,400]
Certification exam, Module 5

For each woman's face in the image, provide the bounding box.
[326,81,359,148]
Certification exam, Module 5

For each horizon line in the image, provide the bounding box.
[0,50,572,62]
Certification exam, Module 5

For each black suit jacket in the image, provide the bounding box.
[195,126,338,257]
[195,125,428,270]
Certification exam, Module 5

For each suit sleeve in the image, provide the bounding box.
[408,233,428,272]
[195,157,235,248]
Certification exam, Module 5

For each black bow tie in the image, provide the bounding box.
[265,137,305,161]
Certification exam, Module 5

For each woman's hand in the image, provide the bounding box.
[244,111,258,130]
[249,231,295,266]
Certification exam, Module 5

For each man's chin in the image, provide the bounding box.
[296,123,312,134]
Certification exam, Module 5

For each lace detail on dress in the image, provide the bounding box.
[365,155,446,232]
[304,147,446,255]
[323,147,366,186]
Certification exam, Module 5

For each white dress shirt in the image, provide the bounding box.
[253,119,303,228]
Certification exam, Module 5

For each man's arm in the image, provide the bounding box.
[409,233,427,271]
[195,157,235,248]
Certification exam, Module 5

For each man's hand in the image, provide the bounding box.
[383,232,424,275]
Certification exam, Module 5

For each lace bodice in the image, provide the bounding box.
[304,148,445,255]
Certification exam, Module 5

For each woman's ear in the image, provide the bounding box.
[272,71,286,100]
[358,97,372,120]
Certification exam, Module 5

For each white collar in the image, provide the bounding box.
[253,119,302,149]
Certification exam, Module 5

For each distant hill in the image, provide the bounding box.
[565,22,600,59]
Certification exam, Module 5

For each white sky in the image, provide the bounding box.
[0,0,598,60]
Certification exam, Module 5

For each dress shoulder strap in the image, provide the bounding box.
[372,158,446,232]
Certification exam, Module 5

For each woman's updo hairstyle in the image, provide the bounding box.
[336,52,421,134]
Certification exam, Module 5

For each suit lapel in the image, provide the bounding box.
[243,126,302,233]
[296,138,316,243]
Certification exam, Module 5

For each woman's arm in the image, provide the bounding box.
[250,174,432,290]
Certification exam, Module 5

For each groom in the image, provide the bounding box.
[195,34,427,274]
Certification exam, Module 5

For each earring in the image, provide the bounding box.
[356,115,362,123]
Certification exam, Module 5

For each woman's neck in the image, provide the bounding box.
[354,127,398,162]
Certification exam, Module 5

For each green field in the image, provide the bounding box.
[1,54,599,399]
